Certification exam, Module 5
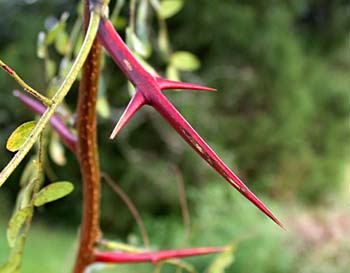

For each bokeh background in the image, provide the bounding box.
[0,0,349,272]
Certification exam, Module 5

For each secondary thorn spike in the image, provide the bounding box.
[110,91,145,139]
[157,77,217,92]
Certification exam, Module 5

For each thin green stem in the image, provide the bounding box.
[129,0,136,32]
[67,17,83,59]
[0,59,52,106]
[111,0,125,21]
[0,11,100,188]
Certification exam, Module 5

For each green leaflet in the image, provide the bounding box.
[207,248,235,273]
[34,182,74,207]
[49,133,67,166]
[170,51,201,72]
[55,31,71,56]
[166,65,180,82]
[0,234,26,273]
[45,12,69,45]
[6,121,37,152]
[158,0,184,19]
[7,207,32,248]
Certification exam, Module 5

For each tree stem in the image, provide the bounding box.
[73,1,102,272]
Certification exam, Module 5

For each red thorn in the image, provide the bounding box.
[157,77,217,92]
[95,246,226,264]
[150,91,285,229]
[98,19,285,228]
[110,91,145,139]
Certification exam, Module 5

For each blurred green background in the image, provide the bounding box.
[0,0,349,272]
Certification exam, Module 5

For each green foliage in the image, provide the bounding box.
[6,121,36,152]
[7,207,32,248]
[34,182,74,207]
[0,219,76,273]
[170,52,201,72]
[158,0,184,19]
[207,250,235,273]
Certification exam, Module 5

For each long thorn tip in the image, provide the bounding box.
[157,78,217,92]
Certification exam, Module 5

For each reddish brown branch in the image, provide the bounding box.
[73,1,102,272]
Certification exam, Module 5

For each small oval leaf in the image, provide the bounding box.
[49,133,67,166]
[6,121,37,152]
[97,97,111,119]
[166,65,180,81]
[158,0,184,19]
[37,32,46,59]
[55,31,71,56]
[7,206,32,248]
[170,51,201,71]
[34,182,74,207]
[45,12,69,45]
[20,158,38,187]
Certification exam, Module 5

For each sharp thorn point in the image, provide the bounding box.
[157,77,217,92]
[238,185,286,230]
[110,91,145,140]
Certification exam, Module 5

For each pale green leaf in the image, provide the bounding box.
[112,16,127,30]
[49,133,67,166]
[135,55,157,75]
[97,97,111,119]
[170,51,200,71]
[158,23,170,58]
[97,75,110,119]
[34,182,74,207]
[45,12,69,45]
[129,31,152,58]
[17,180,35,211]
[7,207,32,248]
[128,82,136,97]
[136,0,150,42]
[37,32,46,59]
[207,250,235,273]
[19,158,38,187]
[149,0,160,11]
[55,31,71,55]
[73,33,83,58]
[0,234,26,273]
[59,58,73,78]
[46,59,57,79]
[166,65,180,81]
[6,121,37,152]
[158,0,184,19]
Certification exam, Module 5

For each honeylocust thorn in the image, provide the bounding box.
[97,19,285,229]
[94,246,228,264]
